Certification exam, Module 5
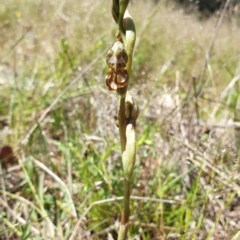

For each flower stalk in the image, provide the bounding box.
[106,1,138,239]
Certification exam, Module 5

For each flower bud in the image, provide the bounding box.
[125,91,139,125]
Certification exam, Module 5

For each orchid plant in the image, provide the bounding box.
[105,1,138,239]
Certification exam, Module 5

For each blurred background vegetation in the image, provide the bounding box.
[1,0,240,239]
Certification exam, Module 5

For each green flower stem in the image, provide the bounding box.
[123,179,131,223]
[118,93,127,152]
[118,124,136,239]
[112,1,136,239]
[117,222,128,240]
